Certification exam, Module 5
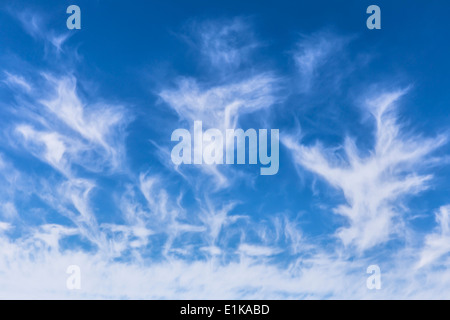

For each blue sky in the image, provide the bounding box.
[0,0,450,298]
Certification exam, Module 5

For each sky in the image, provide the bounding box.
[0,0,450,299]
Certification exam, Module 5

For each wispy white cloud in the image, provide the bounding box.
[199,200,245,247]
[417,205,450,268]
[293,31,353,92]
[14,9,70,52]
[160,73,279,130]
[41,76,128,169]
[2,70,133,261]
[14,74,128,175]
[159,19,280,188]
[189,18,259,71]
[32,224,79,251]
[16,125,71,174]
[3,72,32,92]
[283,89,447,252]
[138,172,206,256]
[0,154,29,222]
